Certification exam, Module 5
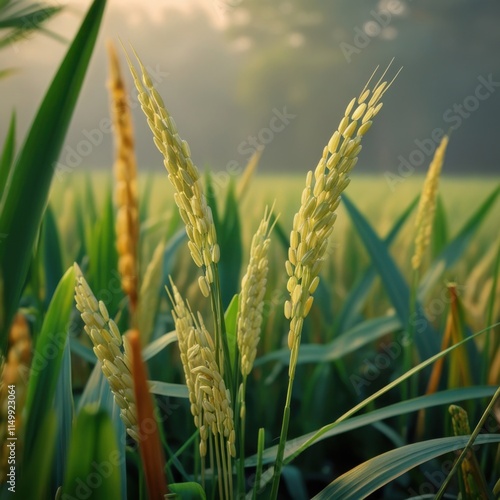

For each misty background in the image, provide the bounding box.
[1,0,499,179]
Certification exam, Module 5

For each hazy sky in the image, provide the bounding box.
[0,0,234,174]
[1,0,500,181]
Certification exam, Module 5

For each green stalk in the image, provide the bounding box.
[237,381,246,497]
[270,341,300,498]
[211,265,234,396]
[214,433,224,500]
[252,428,265,500]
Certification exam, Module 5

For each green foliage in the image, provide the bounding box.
[315,434,500,499]
[24,266,75,458]
[0,2,498,495]
[0,0,64,54]
[62,405,122,500]
[0,0,106,349]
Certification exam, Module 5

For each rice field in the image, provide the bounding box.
[1,1,500,499]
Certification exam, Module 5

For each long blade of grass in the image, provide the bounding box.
[0,0,107,348]
[431,194,448,259]
[313,434,500,499]
[148,380,189,399]
[283,323,497,467]
[75,360,128,500]
[246,386,497,467]
[53,330,74,491]
[334,195,419,334]
[142,330,178,360]
[255,314,401,366]
[88,184,120,314]
[218,181,243,309]
[17,412,57,499]
[418,185,499,299]
[42,204,64,305]
[224,294,239,376]
[0,111,15,193]
[24,266,75,457]
[342,194,439,360]
[62,405,122,499]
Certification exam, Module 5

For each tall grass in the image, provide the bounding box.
[0,3,499,498]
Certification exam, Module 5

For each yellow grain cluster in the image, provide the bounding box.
[237,205,275,377]
[411,135,449,271]
[285,66,398,355]
[0,313,31,482]
[107,41,140,313]
[74,263,139,441]
[169,282,235,459]
[125,50,219,299]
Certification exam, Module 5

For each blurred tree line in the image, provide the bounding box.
[221,0,500,175]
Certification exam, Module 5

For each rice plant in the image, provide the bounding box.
[0,0,499,498]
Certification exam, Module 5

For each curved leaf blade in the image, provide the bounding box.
[0,0,107,347]
[342,194,439,360]
[419,185,499,299]
[313,434,500,499]
[24,266,75,457]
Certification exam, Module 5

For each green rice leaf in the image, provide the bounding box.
[247,386,497,466]
[42,204,64,304]
[69,336,96,364]
[334,195,418,334]
[255,314,401,366]
[62,405,121,500]
[148,380,189,399]
[0,111,15,194]
[0,0,107,348]
[17,412,57,499]
[250,323,497,473]
[24,265,75,457]
[419,185,499,299]
[224,294,239,375]
[218,182,243,309]
[313,434,500,499]
[53,331,74,489]
[88,185,120,314]
[282,465,308,500]
[76,361,127,498]
[431,194,448,259]
[142,330,177,360]
[342,194,439,360]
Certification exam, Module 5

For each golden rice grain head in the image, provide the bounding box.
[284,62,399,352]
